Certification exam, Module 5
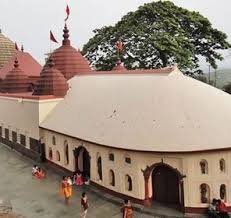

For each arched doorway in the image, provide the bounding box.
[152,165,180,205]
[73,146,90,177]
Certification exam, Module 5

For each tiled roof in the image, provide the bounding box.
[0,51,41,79]
[1,58,30,93]
[0,32,16,69]
[33,58,68,97]
[51,24,92,80]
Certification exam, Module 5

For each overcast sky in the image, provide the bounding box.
[1,0,231,69]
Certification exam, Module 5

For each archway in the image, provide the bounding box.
[142,163,184,209]
[73,146,91,177]
[152,165,180,205]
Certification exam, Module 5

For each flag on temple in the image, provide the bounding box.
[117,40,123,51]
[65,5,70,21]
[50,31,58,43]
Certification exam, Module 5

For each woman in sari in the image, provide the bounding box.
[122,199,133,218]
[35,168,45,179]
[60,176,72,204]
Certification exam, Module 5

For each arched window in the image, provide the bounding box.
[220,184,226,201]
[200,183,210,203]
[109,153,114,161]
[48,148,53,160]
[56,151,60,161]
[97,154,102,180]
[200,160,208,174]
[220,159,225,172]
[125,175,132,191]
[64,141,69,165]
[109,170,115,186]
[52,136,56,145]
[125,155,131,164]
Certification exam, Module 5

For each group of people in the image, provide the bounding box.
[208,198,230,218]
[32,165,45,179]
[32,165,133,218]
[60,176,89,218]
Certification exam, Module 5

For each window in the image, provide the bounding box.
[220,159,225,172]
[56,151,60,161]
[109,170,115,186]
[125,175,132,191]
[48,148,53,160]
[64,141,69,165]
[5,128,9,140]
[97,154,102,180]
[20,134,26,146]
[30,138,39,153]
[200,183,210,203]
[220,184,226,201]
[200,160,208,174]
[12,131,17,143]
[109,153,114,161]
[52,136,56,145]
[125,156,131,164]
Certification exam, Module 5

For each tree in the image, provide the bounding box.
[223,82,231,94]
[82,1,230,72]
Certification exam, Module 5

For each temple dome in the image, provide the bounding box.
[33,58,68,97]
[51,24,91,80]
[0,31,16,69]
[1,58,29,93]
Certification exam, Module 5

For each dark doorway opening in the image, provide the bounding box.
[152,165,180,205]
[74,146,90,177]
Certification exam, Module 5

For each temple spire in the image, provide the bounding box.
[14,58,19,68]
[62,24,70,46]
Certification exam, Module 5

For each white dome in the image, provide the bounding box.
[41,67,231,152]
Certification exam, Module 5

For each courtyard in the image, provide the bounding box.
[0,143,157,218]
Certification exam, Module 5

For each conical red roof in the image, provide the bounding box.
[51,24,91,80]
[33,58,68,97]
[1,58,29,93]
[112,59,127,71]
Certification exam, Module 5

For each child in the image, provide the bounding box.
[76,171,83,186]
[32,165,38,176]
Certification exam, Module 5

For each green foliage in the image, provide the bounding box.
[82,1,230,71]
[223,82,231,94]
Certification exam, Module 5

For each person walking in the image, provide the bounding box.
[121,199,133,218]
[81,192,89,218]
[60,176,72,205]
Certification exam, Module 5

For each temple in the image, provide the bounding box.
[0,24,231,215]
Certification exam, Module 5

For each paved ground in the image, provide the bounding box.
[0,143,155,218]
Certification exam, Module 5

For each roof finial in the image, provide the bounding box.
[14,58,19,68]
[21,45,24,52]
[15,42,19,50]
[62,23,70,46]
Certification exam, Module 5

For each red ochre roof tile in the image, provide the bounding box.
[0,50,41,80]
[50,24,91,80]
[33,58,69,97]
[1,58,30,93]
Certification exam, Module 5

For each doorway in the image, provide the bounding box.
[74,146,90,177]
[152,165,180,205]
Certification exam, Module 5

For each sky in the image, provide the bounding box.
[1,0,231,70]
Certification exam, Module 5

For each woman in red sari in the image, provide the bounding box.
[35,168,45,179]
[121,199,133,218]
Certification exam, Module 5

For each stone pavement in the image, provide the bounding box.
[0,143,203,218]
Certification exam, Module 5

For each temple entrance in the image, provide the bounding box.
[73,146,90,177]
[152,165,180,205]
